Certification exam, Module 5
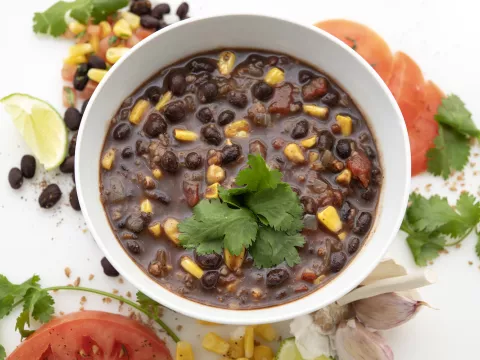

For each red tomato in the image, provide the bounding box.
[126,34,141,48]
[78,80,97,99]
[61,63,77,82]
[136,27,155,41]
[99,35,121,61]
[315,19,394,82]
[8,311,172,360]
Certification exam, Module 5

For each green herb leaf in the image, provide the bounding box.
[435,95,480,137]
[25,289,55,324]
[476,231,480,260]
[427,124,470,179]
[246,183,304,233]
[0,274,40,320]
[0,344,6,360]
[405,231,446,267]
[250,227,305,268]
[15,310,35,339]
[179,199,259,256]
[136,291,158,308]
[63,87,76,108]
[90,0,129,23]
[108,35,119,45]
[235,154,282,192]
[218,186,249,208]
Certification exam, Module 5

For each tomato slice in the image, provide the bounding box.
[8,311,173,360]
[315,19,394,82]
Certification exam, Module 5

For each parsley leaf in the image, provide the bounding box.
[435,95,480,137]
[427,124,470,179]
[0,345,5,360]
[235,154,282,192]
[179,200,259,256]
[250,227,305,268]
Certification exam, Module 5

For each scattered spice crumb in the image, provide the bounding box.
[112,289,119,294]
[126,291,132,298]
[59,311,65,316]
[176,325,183,331]
[80,296,87,305]
[73,277,81,287]
[449,185,458,192]
[79,306,84,311]
[118,277,124,284]
[103,297,112,304]
[64,267,71,278]
[469,261,473,265]
[88,274,94,281]
[439,249,449,254]
[425,184,432,192]
[456,244,462,249]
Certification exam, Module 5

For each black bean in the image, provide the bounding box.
[330,252,347,273]
[185,152,202,170]
[20,155,36,179]
[145,189,171,204]
[73,68,89,91]
[201,271,220,289]
[60,156,75,174]
[126,212,145,233]
[69,133,77,156]
[135,139,149,155]
[81,98,90,114]
[317,130,335,151]
[252,81,273,101]
[354,212,372,235]
[126,240,142,254]
[8,168,23,189]
[76,63,89,76]
[164,100,186,122]
[196,107,214,123]
[112,122,132,141]
[121,147,134,159]
[189,58,216,73]
[101,257,119,277]
[291,119,309,139]
[69,187,81,211]
[140,14,160,29]
[364,145,376,159]
[160,151,179,173]
[266,268,290,287]
[348,237,360,255]
[361,187,377,201]
[169,73,186,96]
[321,92,339,106]
[176,2,189,19]
[201,125,222,146]
[151,3,170,18]
[130,0,151,15]
[72,173,75,183]
[87,55,106,70]
[298,70,314,83]
[39,184,62,208]
[158,19,168,29]
[340,201,354,221]
[221,144,241,165]
[195,252,222,269]
[300,196,317,214]
[144,113,167,137]
[218,110,235,126]
[372,168,383,186]
[64,107,82,131]
[197,82,218,104]
[145,86,162,104]
[227,91,248,108]
[336,139,352,159]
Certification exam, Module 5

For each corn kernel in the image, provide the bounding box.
[338,232,347,241]
[244,327,254,358]
[236,130,249,138]
[253,345,274,360]
[224,248,245,271]
[317,206,343,233]
[308,151,319,163]
[225,120,250,138]
[197,320,220,326]
[121,11,141,31]
[264,67,284,86]
[181,256,204,279]
[87,68,108,83]
[314,274,326,285]
[68,21,86,35]
[284,143,305,164]
[99,21,112,38]
[237,358,249,360]
[202,333,230,355]
[174,129,198,142]
[164,218,180,244]
[129,99,150,124]
[69,43,94,57]
[206,165,225,185]
[176,341,194,360]
[90,35,100,54]
[140,199,153,214]
[303,104,329,119]
[205,183,219,199]
[148,223,162,237]
[113,19,133,39]
[336,169,352,186]
[106,47,130,64]
[218,51,236,75]
[336,114,353,136]
[63,55,88,65]
[255,324,277,342]
[101,148,116,170]
[155,91,173,110]
[152,168,163,179]
[228,338,245,358]
[301,135,318,148]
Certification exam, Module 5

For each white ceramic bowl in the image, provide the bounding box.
[76,14,410,325]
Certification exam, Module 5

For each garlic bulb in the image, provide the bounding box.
[313,303,352,334]
[290,315,334,359]
[335,319,394,360]
[353,292,426,330]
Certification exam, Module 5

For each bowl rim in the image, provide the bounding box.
[76,13,410,324]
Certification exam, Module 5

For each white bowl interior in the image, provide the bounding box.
[76,14,410,324]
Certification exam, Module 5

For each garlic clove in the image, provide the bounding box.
[353,292,427,330]
[290,315,334,359]
[313,303,352,335]
[335,319,394,360]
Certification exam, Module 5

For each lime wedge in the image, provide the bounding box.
[276,338,332,360]
[1,93,67,170]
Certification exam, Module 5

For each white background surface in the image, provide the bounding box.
[1,0,479,358]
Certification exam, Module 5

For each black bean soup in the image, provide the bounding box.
[100,49,381,309]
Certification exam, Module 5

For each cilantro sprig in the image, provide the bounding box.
[427,95,478,179]
[178,154,305,268]
[401,192,480,266]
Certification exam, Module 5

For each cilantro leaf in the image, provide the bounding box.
[235,154,282,192]
[0,274,40,320]
[90,0,129,23]
[179,199,259,256]
[427,124,470,179]
[246,183,303,233]
[218,186,249,208]
[250,227,305,268]
[405,232,446,266]
[136,291,164,317]
[435,95,480,137]
[0,345,5,360]
[440,192,480,239]
[15,310,35,339]
[476,231,480,260]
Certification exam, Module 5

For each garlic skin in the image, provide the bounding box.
[313,303,352,335]
[353,292,426,330]
[290,315,334,359]
[335,319,394,360]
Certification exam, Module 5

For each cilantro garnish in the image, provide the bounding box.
[401,192,480,266]
[179,155,305,268]
[0,345,5,360]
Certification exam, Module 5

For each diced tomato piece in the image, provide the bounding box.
[347,150,372,187]
[87,24,101,37]
[315,19,394,82]
[302,77,328,100]
[126,34,141,48]
[61,63,77,82]
[268,84,293,114]
[99,35,121,61]
[62,86,76,108]
[136,27,156,40]
[78,80,97,99]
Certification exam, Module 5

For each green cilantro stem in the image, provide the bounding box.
[444,227,475,247]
